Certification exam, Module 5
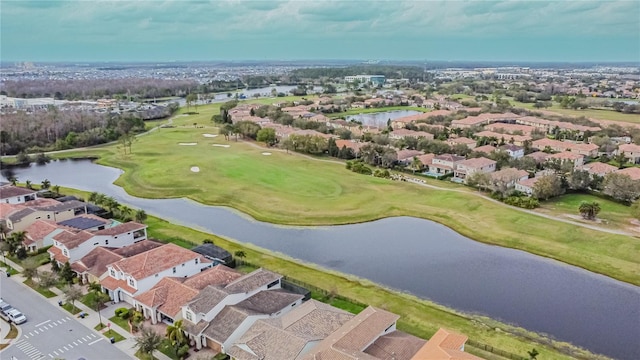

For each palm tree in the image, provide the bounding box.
[41,178,51,189]
[104,197,120,214]
[119,205,133,221]
[7,231,26,255]
[578,201,601,220]
[8,176,18,186]
[411,156,422,174]
[135,326,163,358]
[134,209,147,223]
[52,185,60,196]
[91,290,111,327]
[88,192,98,203]
[165,320,187,354]
[25,180,33,189]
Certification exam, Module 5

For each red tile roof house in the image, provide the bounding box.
[101,243,211,305]
[428,154,466,175]
[453,157,497,183]
[0,184,38,204]
[499,144,525,159]
[515,177,542,196]
[446,137,477,149]
[617,143,640,164]
[485,122,536,136]
[410,328,482,360]
[48,221,148,266]
[615,167,640,181]
[390,129,435,141]
[546,152,585,168]
[396,149,425,166]
[474,131,532,147]
[227,299,355,360]
[390,110,452,129]
[473,145,497,156]
[490,168,530,189]
[582,162,618,178]
[451,112,521,129]
[335,139,364,155]
[71,239,163,284]
[302,306,426,360]
[134,264,242,325]
[181,268,303,353]
[532,138,598,157]
[22,220,64,252]
[2,199,88,233]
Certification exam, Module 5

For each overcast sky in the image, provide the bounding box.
[2,0,639,62]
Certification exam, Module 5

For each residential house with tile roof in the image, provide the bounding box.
[447,137,477,149]
[101,243,210,304]
[473,145,497,156]
[0,185,37,204]
[302,306,425,360]
[454,158,497,182]
[72,239,164,284]
[135,264,242,325]
[389,129,434,141]
[2,198,88,233]
[490,168,529,189]
[429,154,466,175]
[617,143,640,164]
[227,300,355,360]
[582,162,618,177]
[499,144,524,159]
[474,131,531,147]
[451,113,521,129]
[48,221,148,265]
[22,220,65,252]
[615,167,640,181]
[532,139,598,157]
[515,177,542,196]
[546,152,585,168]
[182,268,291,351]
[410,328,482,360]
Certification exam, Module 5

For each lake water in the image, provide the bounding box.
[346,110,421,128]
[2,160,639,360]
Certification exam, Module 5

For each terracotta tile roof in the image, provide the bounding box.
[48,246,69,264]
[448,137,476,145]
[434,154,465,163]
[0,203,20,219]
[582,162,617,176]
[24,220,60,245]
[0,186,37,199]
[474,131,531,143]
[616,167,640,181]
[100,275,137,294]
[111,243,203,280]
[92,221,146,236]
[485,123,535,135]
[135,277,199,318]
[456,157,496,169]
[182,265,242,290]
[392,111,452,125]
[73,247,123,277]
[303,306,400,360]
[23,198,61,207]
[228,300,354,360]
[525,151,549,162]
[335,140,364,153]
[418,153,435,166]
[396,149,424,161]
[112,239,164,257]
[618,143,640,153]
[364,331,426,360]
[473,145,497,154]
[491,168,529,182]
[410,328,480,360]
[53,230,94,249]
[517,177,541,188]
[547,152,584,161]
[499,144,523,152]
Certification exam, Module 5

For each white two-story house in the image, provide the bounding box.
[454,157,497,182]
[101,243,211,304]
[48,221,148,265]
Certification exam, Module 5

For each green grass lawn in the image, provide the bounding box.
[23,278,57,298]
[135,350,159,360]
[538,193,634,229]
[62,302,82,315]
[55,126,640,286]
[158,339,183,360]
[109,315,131,332]
[94,323,126,343]
[0,262,19,275]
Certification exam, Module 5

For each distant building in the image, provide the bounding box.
[344,75,386,86]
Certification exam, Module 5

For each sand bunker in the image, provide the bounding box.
[203,134,218,138]
[179,142,197,146]
[212,144,231,148]
[262,152,272,156]
[190,166,200,173]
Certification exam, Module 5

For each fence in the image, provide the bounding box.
[467,339,529,360]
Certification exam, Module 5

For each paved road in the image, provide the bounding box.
[0,276,130,360]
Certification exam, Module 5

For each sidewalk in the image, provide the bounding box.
[1,259,173,360]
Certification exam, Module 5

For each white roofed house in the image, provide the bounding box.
[101,243,211,305]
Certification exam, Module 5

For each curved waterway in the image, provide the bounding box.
[3,160,639,359]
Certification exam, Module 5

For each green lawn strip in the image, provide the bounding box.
[507,97,640,124]
[94,323,125,343]
[108,315,131,333]
[327,105,428,118]
[61,131,638,285]
[158,339,181,360]
[0,261,19,275]
[23,278,57,298]
[135,350,159,360]
[62,302,82,315]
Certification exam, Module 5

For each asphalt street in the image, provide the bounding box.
[0,275,131,360]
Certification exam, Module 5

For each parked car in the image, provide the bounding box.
[0,301,13,316]
[7,309,27,324]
